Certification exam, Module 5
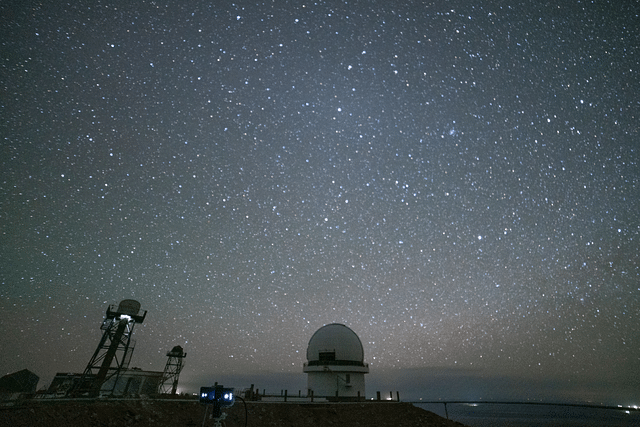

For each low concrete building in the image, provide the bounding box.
[0,369,39,396]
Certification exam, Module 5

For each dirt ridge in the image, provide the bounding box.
[0,399,467,426]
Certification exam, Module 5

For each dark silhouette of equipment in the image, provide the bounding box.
[73,300,146,396]
[200,384,235,424]
[158,345,187,395]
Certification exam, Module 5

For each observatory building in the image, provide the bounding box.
[303,323,369,401]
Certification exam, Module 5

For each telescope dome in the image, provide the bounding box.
[306,323,365,365]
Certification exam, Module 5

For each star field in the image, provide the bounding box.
[1,1,638,403]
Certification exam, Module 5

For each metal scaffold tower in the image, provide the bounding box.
[73,300,147,396]
[158,345,187,395]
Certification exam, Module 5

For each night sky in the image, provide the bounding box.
[1,1,638,405]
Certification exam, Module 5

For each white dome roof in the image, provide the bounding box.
[306,323,364,363]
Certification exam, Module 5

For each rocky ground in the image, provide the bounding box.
[0,399,467,427]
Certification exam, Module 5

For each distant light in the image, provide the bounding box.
[478,235,482,240]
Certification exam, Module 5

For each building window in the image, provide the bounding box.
[345,374,350,384]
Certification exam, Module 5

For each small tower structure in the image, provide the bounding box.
[75,300,146,396]
[158,345,187,395]
[303,323,369,401]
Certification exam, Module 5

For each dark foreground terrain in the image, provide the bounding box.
[0,399,467,427]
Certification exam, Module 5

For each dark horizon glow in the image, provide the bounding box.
[1,1,638,406]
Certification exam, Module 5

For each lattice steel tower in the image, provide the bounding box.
[75,299,147,396]
[158,345,187,395]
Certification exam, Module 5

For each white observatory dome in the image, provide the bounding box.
[304,323,368,400]
[306,323,365,365]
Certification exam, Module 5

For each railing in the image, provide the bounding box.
[241,388,399,403]
[304,361,369,367]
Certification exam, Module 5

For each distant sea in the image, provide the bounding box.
[413,402,640,427]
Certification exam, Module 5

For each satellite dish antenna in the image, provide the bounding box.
[117,299,141,316]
